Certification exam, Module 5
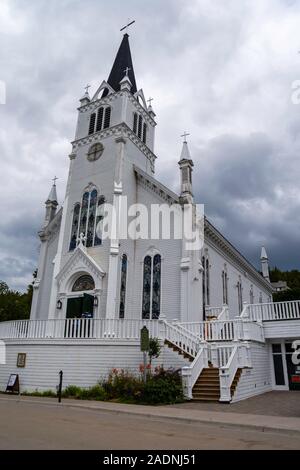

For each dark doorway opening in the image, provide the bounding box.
[65,294,94,338]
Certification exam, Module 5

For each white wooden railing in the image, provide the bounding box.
[241,300,300,322]
[181,345,209,399]
[162,320,200,358]
[219,343,251,402]
[176,319,244,342]
[0,318,160,340]
[205,305,229,321]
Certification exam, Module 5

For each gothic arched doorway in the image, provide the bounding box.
[66,274,95,320]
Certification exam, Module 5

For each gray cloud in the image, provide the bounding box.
[0,0,300,291]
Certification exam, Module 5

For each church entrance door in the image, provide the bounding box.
[65,294,94,338]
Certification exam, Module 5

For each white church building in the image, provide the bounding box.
[0,33,299,402]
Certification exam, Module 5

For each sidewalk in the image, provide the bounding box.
[1,394,300,436]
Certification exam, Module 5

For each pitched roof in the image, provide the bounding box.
[103,34,137,97]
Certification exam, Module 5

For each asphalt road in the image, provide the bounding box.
[0,399,299,450]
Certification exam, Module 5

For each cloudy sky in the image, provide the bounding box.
[0,0,300,291]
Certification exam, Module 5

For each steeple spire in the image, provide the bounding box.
[260,246,270,282]
[44,178,58,227]
[103,33,137,96]
[178,135,194,203]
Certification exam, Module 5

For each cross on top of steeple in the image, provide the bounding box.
[120,19,135,34]
[181,132,190,143]
[52,176,58,186]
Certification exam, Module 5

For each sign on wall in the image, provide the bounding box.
[17,353,26,368]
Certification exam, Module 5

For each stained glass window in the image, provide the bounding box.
[79,192,89,237]
[94,196,105,246]
[69,190,105,250]
[119,254,128,319]
[152,254,161,319]
[72,275,95,292]
[86,189,97,247]
[142,254,161,319]
[142,256,152,319]
[69,204,80,251]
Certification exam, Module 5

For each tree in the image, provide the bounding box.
[148,337,161,365]
[0,278,34,323]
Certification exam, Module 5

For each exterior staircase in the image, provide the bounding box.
[192,366,243,402]
[164,339,194,362]
[192,366,220,401]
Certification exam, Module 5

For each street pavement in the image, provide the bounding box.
[0,395,300,450]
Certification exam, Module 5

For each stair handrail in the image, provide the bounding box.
[160,319,202,358]
[181,344,209,399]
[219,342,251,402]
[172,321,201,342]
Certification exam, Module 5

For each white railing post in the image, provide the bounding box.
[158,315,167,341]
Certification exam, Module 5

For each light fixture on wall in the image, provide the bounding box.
[56,299,62,310]
[94,297,98,307]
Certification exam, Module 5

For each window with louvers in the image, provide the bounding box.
[88,113,96,135]
[133,113,138,134]
[103,107,111,129]
[96,107,104,132]
[143,123,147,144]
[138,114,143,139]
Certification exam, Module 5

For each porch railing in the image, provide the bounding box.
[0,318,160,340]
[241,300,300,322]
[176,319,244,342]
[219,342,252,402]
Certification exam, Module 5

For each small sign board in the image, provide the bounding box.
[291,375,300,383]
[6,374,20,394]
[140,326,149,352]
[17,353,26,368]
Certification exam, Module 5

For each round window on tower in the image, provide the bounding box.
[87,143,104,162]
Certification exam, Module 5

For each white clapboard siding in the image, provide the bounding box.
[231,343,272,403]
[0,341,189,393]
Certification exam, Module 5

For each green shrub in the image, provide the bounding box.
[22,389,57,398]
[148,337,161,364]
[143,368,184,404]
[63,384,107,401]
[102,369,144,401]
[62,385,82,398]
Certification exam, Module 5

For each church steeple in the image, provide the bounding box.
[43,178,58,227]
[178,134,194,204]
[103,33,137,97]
[261,246,270,282]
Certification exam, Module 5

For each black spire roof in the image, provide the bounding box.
[103,33,137,96]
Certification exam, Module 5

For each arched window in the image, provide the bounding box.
[69,203,80,251]
[259,292,263,304]
[72,275,95,292]
[86,189,97,247]
[69,189,105,250]
[79,192,89,237]
[133,113,138,134]
[138,114,143,139]
[142,123,147,144]
[94,195,105,246]
[103,107,111,129]
[88,113,96,135]
[206,258,210,306]
[96,107,104,132]
[222,269,228,305]
[250,285,254,304]
[119,254,128,319]
[142,254,161,319]
[237,279,243,313]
